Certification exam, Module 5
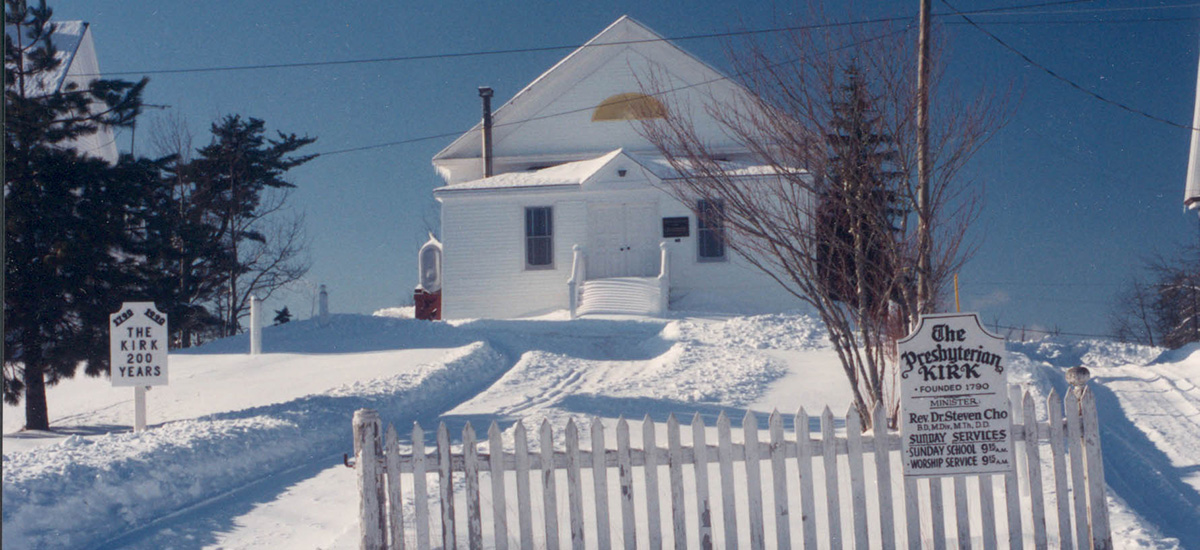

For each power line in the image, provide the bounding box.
[316,27,915,157]
[318,6,1200,159]
[85,0,1089,78]
[940,0,1198,132]
[948,16,1200,26]
[86,19,906,77]
[967,1,1200,17]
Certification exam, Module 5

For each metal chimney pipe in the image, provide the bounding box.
[479,87,494,178]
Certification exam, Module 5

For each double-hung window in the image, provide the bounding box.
[525,206,554,269]
[697,199,726,261]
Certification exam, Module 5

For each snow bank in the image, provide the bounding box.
[2,341,508,549]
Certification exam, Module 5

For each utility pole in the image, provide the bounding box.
[128,104,170,156]
[916,0,933,315]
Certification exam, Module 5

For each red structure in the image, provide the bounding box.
[414,288,441,321]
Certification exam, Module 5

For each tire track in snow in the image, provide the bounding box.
[69,341,520,550]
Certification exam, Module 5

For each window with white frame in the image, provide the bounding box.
[525,206,554,268]
[697,199,726,260]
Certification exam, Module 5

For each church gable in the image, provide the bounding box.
[433,16,754,184]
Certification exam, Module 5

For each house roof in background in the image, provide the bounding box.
[4,20,88,96]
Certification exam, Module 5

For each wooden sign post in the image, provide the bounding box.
[898,312,1014,477]
[110,302,168,432]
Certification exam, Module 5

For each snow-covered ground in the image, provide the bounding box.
[3,311,1198,549]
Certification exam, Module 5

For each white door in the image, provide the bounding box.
[587,203,659,278]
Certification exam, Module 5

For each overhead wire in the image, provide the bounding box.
[84,0,1093,78]
[939,0,1199,132]
[315,26,916,157]
[64,0,1197,157]
[311,6,1200,157]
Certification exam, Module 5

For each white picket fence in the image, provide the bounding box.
[353,380,1111,550]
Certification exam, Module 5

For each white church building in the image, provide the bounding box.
[5,20,120,164]
[425,16,798,319]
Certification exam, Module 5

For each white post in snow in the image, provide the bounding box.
[249,296,262,356]
[319,284,330,328]
[134,386,147,432]
[568,244,584,318]
[657,242,671,316]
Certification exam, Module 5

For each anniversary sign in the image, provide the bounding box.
[898,312,1013,477]
[110,301,168,387]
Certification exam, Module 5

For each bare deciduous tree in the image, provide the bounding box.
[1112,245,1200,349]
[640,13,1002,426]
[1110,276,1161,347]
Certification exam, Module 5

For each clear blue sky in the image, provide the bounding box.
[49,0,1200,338]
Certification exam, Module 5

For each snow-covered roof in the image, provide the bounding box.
[4,20,88,97]
[434,148,791,196]
[631,154,792,180]
[434,149,629,194]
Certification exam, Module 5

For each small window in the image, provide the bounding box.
[592,93,668,121]
[697,199,726,261]
[525,206,554,269]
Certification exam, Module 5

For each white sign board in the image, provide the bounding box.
[898,313,1013,477]
[109,302,168,387]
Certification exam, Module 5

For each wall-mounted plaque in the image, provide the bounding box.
[662,217,689,238]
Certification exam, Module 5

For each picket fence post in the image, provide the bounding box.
[354,409,386,550]
[1069,367,1113,550]
[385,426,405,550]
[357,387,1113,550]
[489,422,509,550]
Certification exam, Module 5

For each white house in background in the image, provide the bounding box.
[427,16,799,319]
[4,20,119,164]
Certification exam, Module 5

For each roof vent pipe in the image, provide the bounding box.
[479,87,494,178]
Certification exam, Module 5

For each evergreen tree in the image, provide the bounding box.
[4,0,147,429]
[273,306,292,325]
[139,128,229,348]
[188,115,315,336]
[815,65,905,320]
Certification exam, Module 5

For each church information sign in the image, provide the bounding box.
[898,313,1013,477]
[110,302,168,387]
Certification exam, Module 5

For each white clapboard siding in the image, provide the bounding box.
[355,383,1111,550]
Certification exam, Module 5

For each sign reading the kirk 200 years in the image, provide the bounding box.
[109,302,168,387]
[899,313,1013,477]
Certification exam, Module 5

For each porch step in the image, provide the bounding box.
[578,277,662,317]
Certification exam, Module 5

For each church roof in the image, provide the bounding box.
[432,16,756,184]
